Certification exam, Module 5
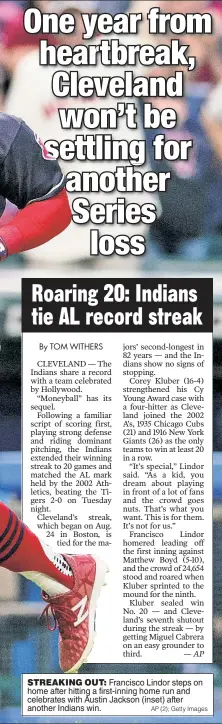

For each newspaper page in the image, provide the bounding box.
[0,1,220,723]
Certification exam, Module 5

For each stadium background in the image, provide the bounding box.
[0,0,222,722]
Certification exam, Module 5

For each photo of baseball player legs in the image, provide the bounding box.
[0,500,108,673]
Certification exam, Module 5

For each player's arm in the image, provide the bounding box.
[0,189,71,259]
[0,119,71,259]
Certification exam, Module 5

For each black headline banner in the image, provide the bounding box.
[22,278,213,333]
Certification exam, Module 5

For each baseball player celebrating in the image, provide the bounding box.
[6,0,160,265]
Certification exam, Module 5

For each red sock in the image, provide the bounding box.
[0,502,73,589]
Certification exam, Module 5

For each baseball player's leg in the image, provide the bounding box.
[0,500,73,592]
[0,501,108,671]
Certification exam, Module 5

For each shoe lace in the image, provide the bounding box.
[40,599,74,635]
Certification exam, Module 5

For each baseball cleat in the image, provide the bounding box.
[41,554,108,672]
